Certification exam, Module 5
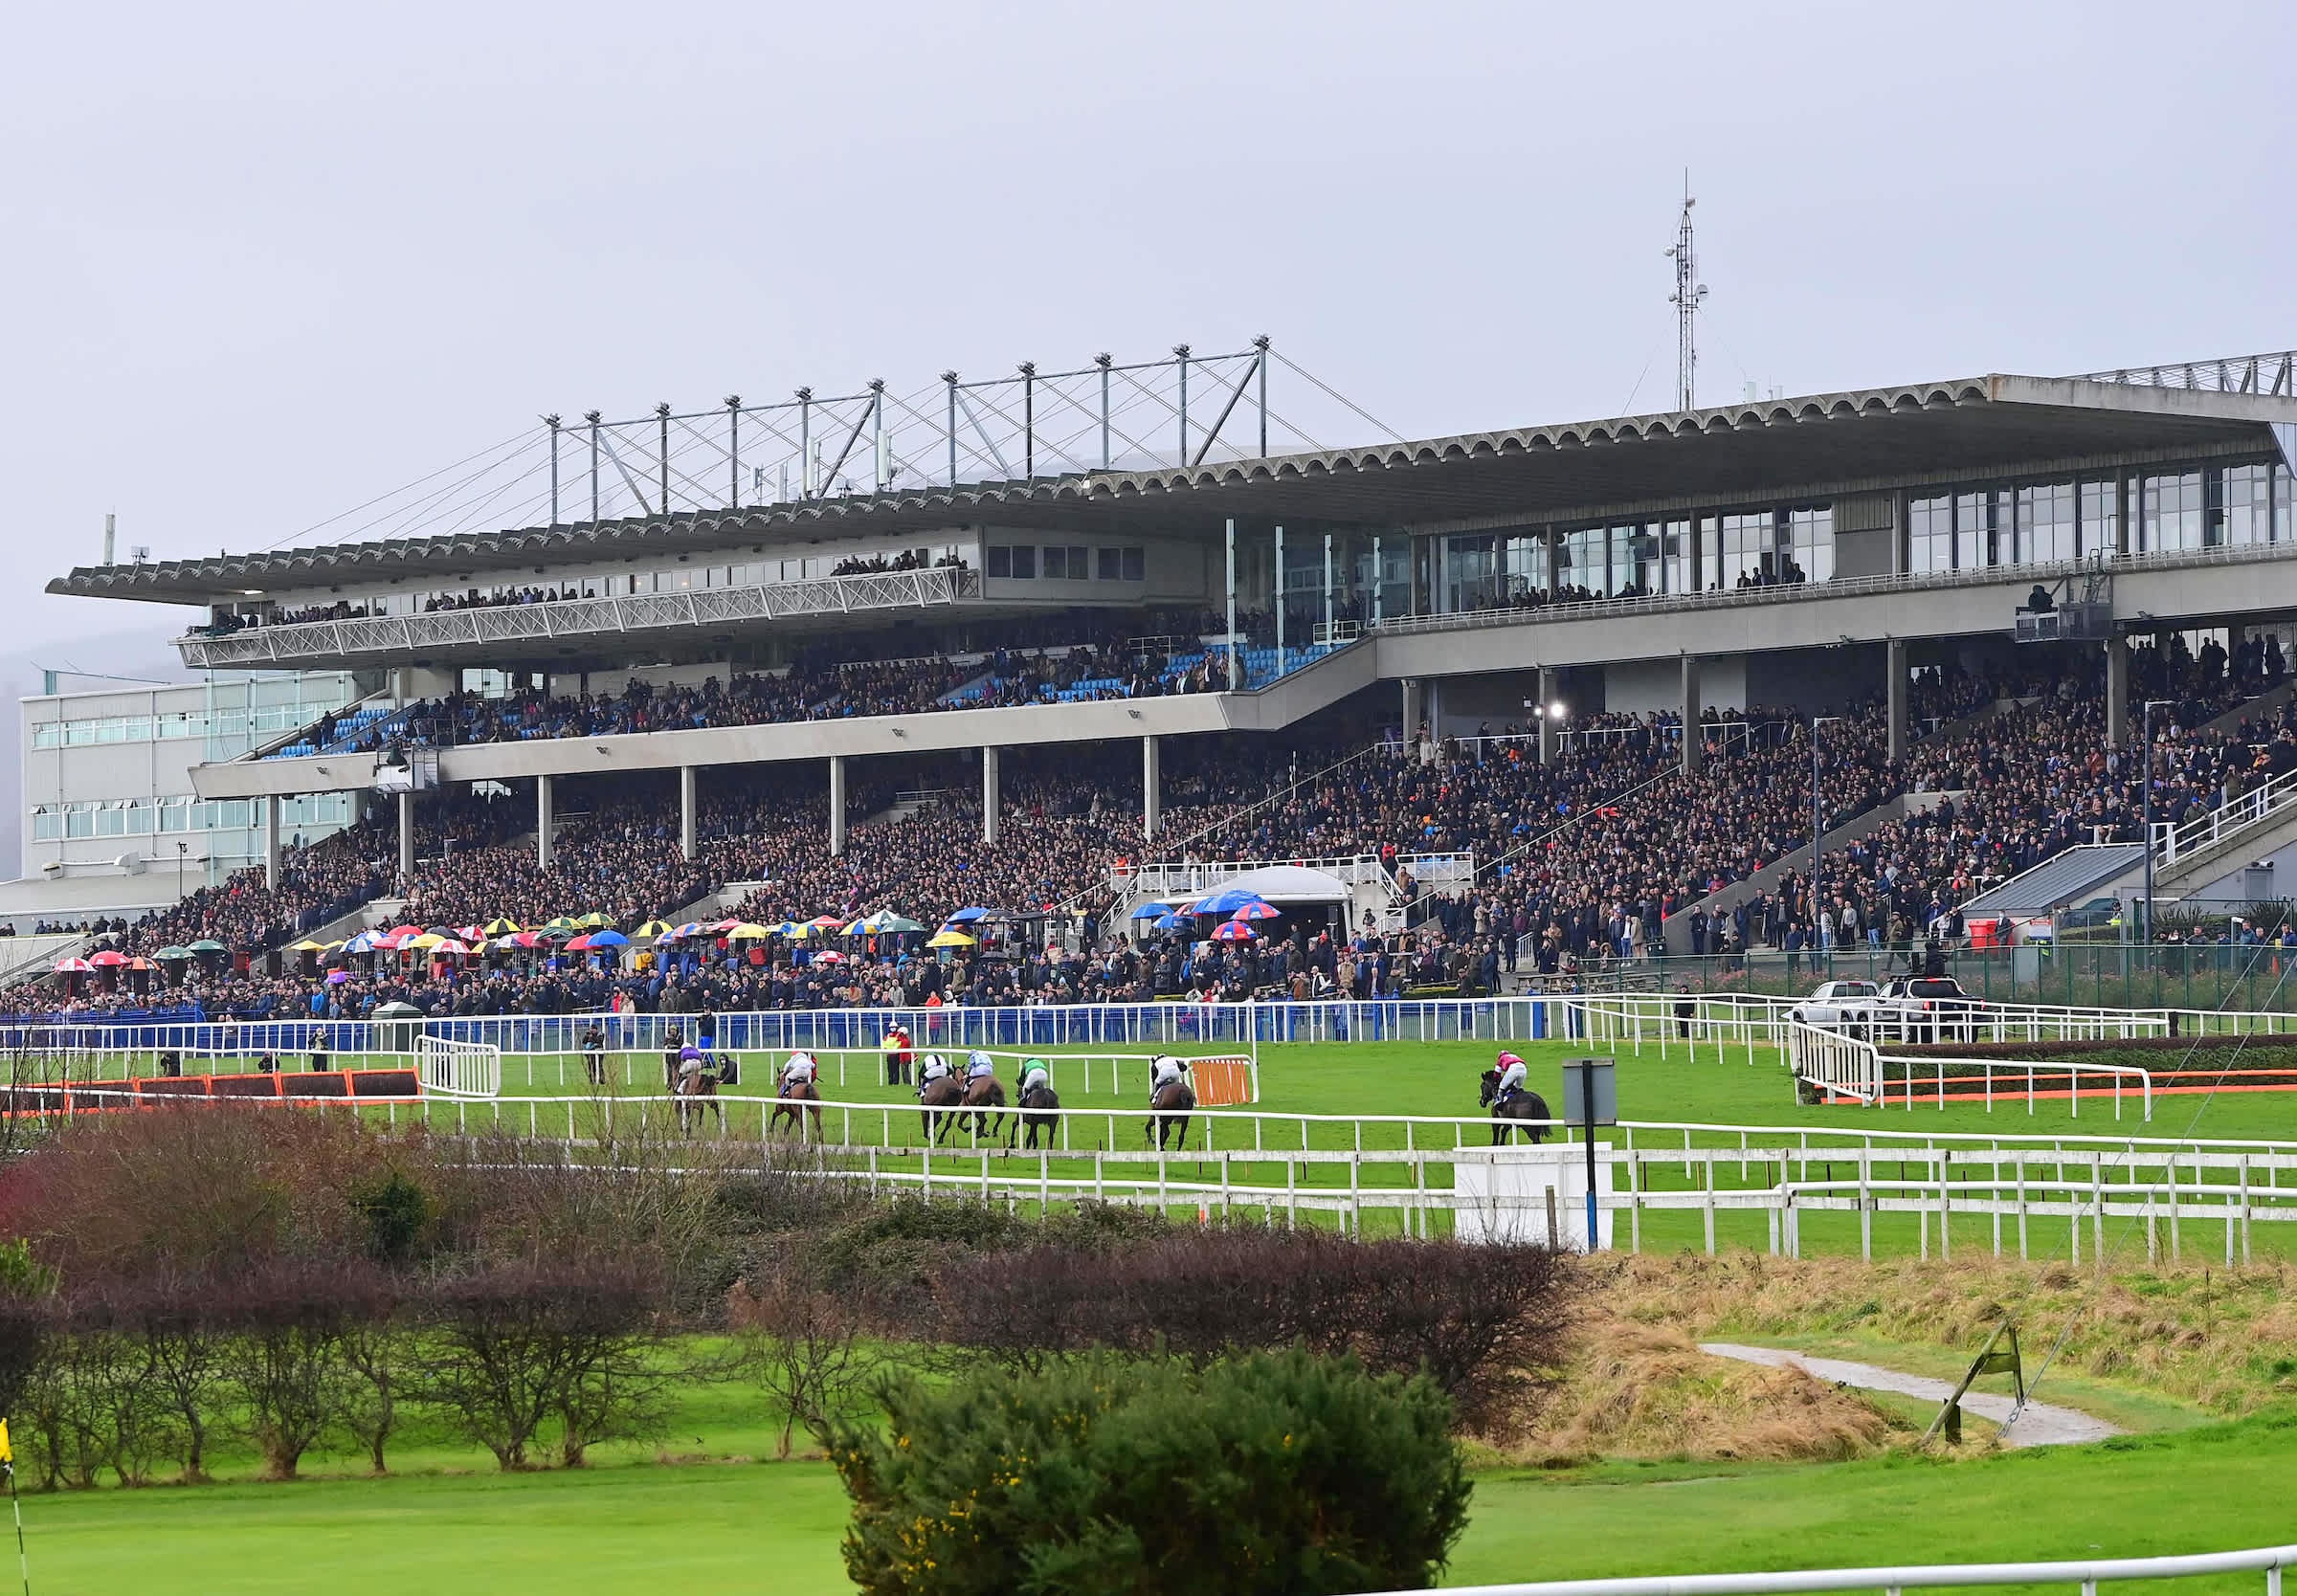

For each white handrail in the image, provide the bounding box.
[1368,1541,2297,1596]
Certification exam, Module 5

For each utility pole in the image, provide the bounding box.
[1665,172,1706,411]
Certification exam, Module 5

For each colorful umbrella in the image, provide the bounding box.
[542,917,578,934]
[1150,912,1186,931]
[509,931,546,948]
[125,957,156,972]
[432,938,471,956]
[671,922,707,940]
[325,969,351,984]
[1228,898,1282,922]
[808,914,844,930]
[925,928,976,948]
[88,950,130,966]
[634,920,673,938]
[566,933,596,951]
[407,932,447,950]
[343,931,382,954]
[1210,920,1258,941]
[52,957,95,972]
[454,924,484,942]
[725,923,771,940]
[1193,889,1264,915]
[813,949,845,964]
[1129,902,1172,920]
[388,924,425,940]
[769,920,808,939]
[946,906,993,923]
[585,929,630,948]
[286,939,330,953]
[873,915,927,934]
[187,939,227,954]
[482,917,522,936]
[154,945,192,961]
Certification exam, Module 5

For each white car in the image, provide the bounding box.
[1788,979,1885,1035]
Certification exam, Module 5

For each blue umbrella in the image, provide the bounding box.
[1228,898,1282,922]
[1194,888,1264,915]
[585,929,631,947]
[947,906,993,923]
[1128,902,1171,920]
[1151,912,1186,931]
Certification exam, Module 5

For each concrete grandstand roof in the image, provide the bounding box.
[51,373,2297,607]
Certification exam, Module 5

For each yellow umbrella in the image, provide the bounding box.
[635,920,673,938]
[482,917,522,936]
[925,928,976,948]
[725,922,772,940]
[286,939,329,953]
[407,932,447,950]
[576,911,612,929]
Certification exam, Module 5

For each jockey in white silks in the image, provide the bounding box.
[916,1053,953,1094]
[1148,1053,1189,1104]
[779,1051,818,1097]
[965,1049,997,1082]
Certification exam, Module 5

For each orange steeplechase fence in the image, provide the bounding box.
[3,1068,423,1115]
[1190,1055,1257,1106]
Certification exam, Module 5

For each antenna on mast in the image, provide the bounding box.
[1664,171,1706,411]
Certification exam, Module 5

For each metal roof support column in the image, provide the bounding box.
[1096,354,1113,470]
[1323,532,1333,642]
[1546,526,1562,600]
[798,388,814,499]
[1255,335,1270,457]
[1681,654,1703,775]
[680,765,697,861]
[1142,735,1161,842]
[397,790,414,882]
[2116,474,2132,556]
[1372,534,1383,626]
[1020,363,1035,479]
[871,381,888,492]
[829,756,848,858]
[943,373,959,487]
[546,415,562,524]
[1886,638,1908,765]
[726,396,742,508]
[1401,679,1424,760]
[1274,525,1285,667]
[656,403,672,515]
[536,775,553,871]
[265,794,281,892]
[982,746,1000,846]
[587,411,601,523]
[1175,344,1191,466]
[1225,519,1238,689]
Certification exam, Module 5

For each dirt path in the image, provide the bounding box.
[1699,1342,2122,1448]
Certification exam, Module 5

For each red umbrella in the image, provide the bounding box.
[389,924,424,940]
[1210,921,1258,941]
[52,957,95,972]
[566,933,595,951]
[87,950,130,966]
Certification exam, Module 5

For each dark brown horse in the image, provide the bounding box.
[769,1076,821,1141]
[959,1074,1007,1141]
[1479,1069,1551,1145]
[675,1063,725,1137]
[1016,1081,1060,1150]
[1147,1080,1195,1151]
[919,1074,966,1144]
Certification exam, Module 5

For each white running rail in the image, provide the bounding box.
[417,1035,501,1098]
[1785,1021,1882,1104]
[1363,1541,2297,1596]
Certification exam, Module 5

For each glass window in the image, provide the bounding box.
[1123,546,1145,582]
[1783,505,1831,582]
[1716,511,1773,587]
[2278,466,2296,545]
[1442,534,1496,610]
[1010,545,1036,580]
[2018,482,2076,565]
[1098,547,1122,580]
[126,807,155,835]
[94,807,125,838]
[1042,545,1066,580]
[2141,471,2205,552]
[985,545,1013,579]
[1559,525,1608,597]
[65,808,94,838]
[32,810,59,841]
[1909,497,1951,573]
[2079,479,2120,558]
[1952,491,2005,568]
[2225,464,2271,545]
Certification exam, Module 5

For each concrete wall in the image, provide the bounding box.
[1604,656,1749,716]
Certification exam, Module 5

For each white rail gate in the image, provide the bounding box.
[417,1036,501,1099]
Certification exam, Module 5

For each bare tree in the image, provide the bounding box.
[730,1262,883,1460]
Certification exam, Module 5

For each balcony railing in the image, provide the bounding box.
[1369,541,2297,641]
[178,565,983,667]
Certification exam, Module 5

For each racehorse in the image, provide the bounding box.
[768,1075,821,1141]
[676,1060,726,1137]
[1478,1069,1551,1145]
[1015,1080,1060,1150]
[959,1074,1007,1141]
[919,1074,966,1144]
[1147,1079,1195,1152]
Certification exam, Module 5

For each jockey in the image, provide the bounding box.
[965,1049,997,1082]
[1493,1049,1528,1103]
[676,1044,708,1091]
[1148,1053,1189,1103]
[779,1051,818,1097]
[1018,1057,1052,1097]
[916,1053,953,1094]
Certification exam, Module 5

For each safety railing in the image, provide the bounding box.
[1364,1541,2297,1596]
[2156,764,2297,867]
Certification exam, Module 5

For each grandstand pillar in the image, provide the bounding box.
[1400,678,1423,750]
[1274,524,1285,664]
[1142,735,1161,841]
[1886,639,1908,765]
[2106,633,2130,745]
[829,756,848,857]
[1536,667,1558,765]
[2115,475,2132,556]
[981,746,1000,846]
[679,765,697,860]
[396,790,414,880]
[536,775,553,869]
[1679,654,1704,775]
[1322,531,1333,641]
[1224,519,1239,688]
[1544,528,1561,598]
[264,795,281,890]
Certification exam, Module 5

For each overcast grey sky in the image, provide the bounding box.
[7,0,2294,659]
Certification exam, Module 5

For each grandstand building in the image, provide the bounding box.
[43,348,2297,933]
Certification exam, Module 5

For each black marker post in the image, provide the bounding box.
[1560,1057,1617,1251]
